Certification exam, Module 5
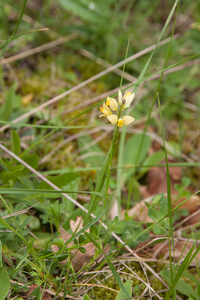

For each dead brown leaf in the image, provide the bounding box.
[123,193,200,225]
[146,161,181,196]
[26,284,39,296]
[42,291,52,300]
[121,195,153,222]
[152,239,200,266]
[51,217,95,271]
[26,285,51,300]
[70,216,89,233]
[123,158,200,225]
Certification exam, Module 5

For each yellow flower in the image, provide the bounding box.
[99,103,112,117]
[106,96,118,111]
[118,89,135,109]
[99,90,135,127]
[107,115,135,127]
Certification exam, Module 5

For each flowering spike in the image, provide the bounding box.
[99,89,135,126]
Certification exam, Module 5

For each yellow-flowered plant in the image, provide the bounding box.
[100,89,135,127]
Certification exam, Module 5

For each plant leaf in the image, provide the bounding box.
[11,130,21,155]
[115,280,132,300]
[0,267,10,300]
[83,294,90,300]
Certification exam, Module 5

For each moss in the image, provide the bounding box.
[79,261,200,299]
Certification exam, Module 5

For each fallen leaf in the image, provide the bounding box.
[121,195,153,223]
[147,163,181,196]
[42,291,52,300]
[70,216,89,233]
[26,284,39,296]
[51,218,95,272]
[124,158,200,224]
[26,285,51,299]
[153,240,200,266]
[123,193,200,224]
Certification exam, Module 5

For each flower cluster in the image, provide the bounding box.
[99,89,135,127]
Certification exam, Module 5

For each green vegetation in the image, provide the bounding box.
[0,0,200,299]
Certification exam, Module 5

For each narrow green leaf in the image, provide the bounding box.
[58,0,105,24]
[165,243,197,299]
[85,148,110,224]
[11,130,21,155]
[0,188,103,197]
[0,0,28,58]
[161,269,199,299]
[157,93,175,292]
[85,232,130,299]
[0,86,15,121]
[0,241,2,267]
[183,271,200,286]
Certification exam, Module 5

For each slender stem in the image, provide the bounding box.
[105,105,123,199]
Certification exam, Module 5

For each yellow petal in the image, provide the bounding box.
[100,103,112,115]
[118,89,122,105]
[117,118,124,127]
[107,114,118,125]
[124,91,132,100]
[106,97,110,106]
[107,96,118,111]
[124,92,135,108]
[122,115,135,125]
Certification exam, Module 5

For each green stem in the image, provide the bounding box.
[105,107,123,199]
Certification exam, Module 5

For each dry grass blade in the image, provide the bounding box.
[120,260,163,300]
[0,34,77,65]
[73,283,118,293]
[82,267,123,295]
[2,205,37,219]
[79,48,137,82]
